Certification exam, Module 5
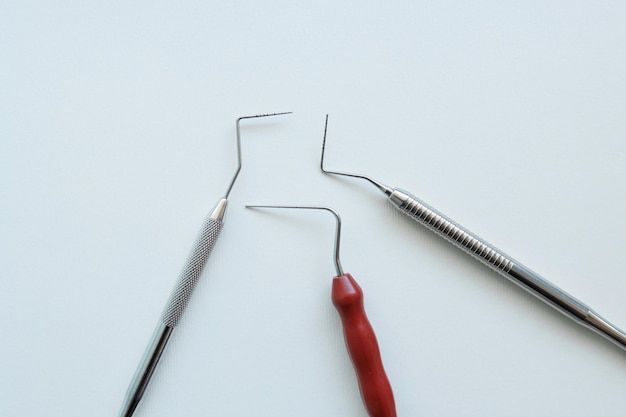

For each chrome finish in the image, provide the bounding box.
[389,189,515,274]
[389,188,626,351]
[246,205,344,276]
[118,199,224,417]
[210,198,228,221]
[161,210,224,327]
[118,112,291,417]
[118,323,173,417]
[585,311,626,348]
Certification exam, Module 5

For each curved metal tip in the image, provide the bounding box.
[246,204,344,276]
[224,112,292,199]
[320,115,393,196]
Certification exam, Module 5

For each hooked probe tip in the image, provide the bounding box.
[245,204,344,276]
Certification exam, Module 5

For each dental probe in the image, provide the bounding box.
[246,205,396,417]
[117,112,291,417]
[320,115,626,352]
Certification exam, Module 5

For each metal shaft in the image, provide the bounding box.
[388,188,626,350]
[117,199,226,417]
[245,205,344,275]
[117,323,173,417]
[117,111,290,417]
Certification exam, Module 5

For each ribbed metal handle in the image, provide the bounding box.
[389,189,515,274]
[160,214,223,327]
[388,188,626,350]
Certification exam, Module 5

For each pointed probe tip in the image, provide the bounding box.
[237,111,292,122]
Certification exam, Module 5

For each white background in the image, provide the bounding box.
[2,2,626,416]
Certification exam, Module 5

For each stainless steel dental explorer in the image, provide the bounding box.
[320,115,626,352]
[117,112,291,417]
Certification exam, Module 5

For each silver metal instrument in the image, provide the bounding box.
[320,115,626,352]
[117,112,291,417]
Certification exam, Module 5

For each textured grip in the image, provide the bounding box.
[390,189,515,274]
[388,189,626,352]
[332,273,396,417]
[160,215,223,327]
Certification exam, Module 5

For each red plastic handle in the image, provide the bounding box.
[332,273,396,417]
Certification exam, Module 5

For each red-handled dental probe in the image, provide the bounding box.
[246,205,396,417]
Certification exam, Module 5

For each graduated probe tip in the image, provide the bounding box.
[224,111,292,199]
[238,111,293,122]
[320,115,393,196]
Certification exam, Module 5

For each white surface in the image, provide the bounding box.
[2,2,626,416]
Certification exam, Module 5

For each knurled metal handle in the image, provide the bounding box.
[160,215,224,327]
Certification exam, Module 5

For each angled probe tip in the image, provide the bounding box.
[224,112,292,199]
[318,114,393,196]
